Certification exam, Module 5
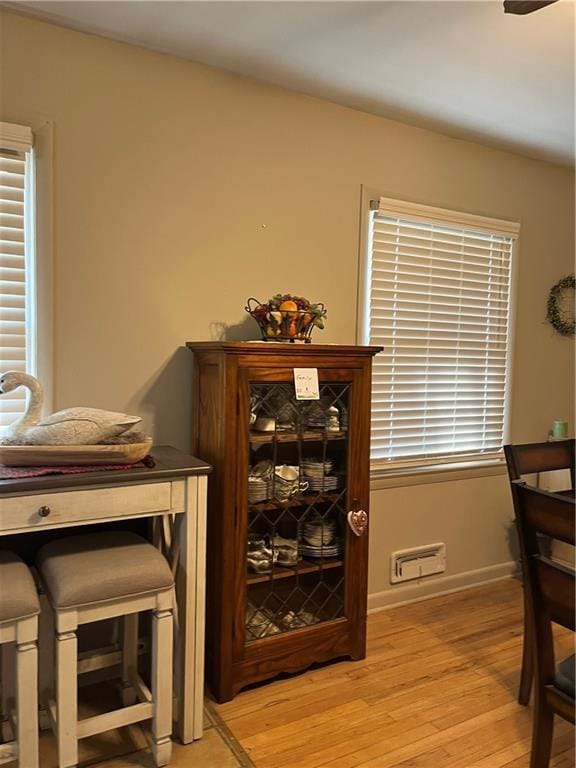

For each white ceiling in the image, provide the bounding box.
[12,0,576,165]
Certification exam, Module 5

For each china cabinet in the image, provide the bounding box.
[186,342,381,702]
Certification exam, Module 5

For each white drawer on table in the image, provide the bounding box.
[0,483,173,531]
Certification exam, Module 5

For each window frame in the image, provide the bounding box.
[0,120,53,430]
[33,121,54,416]
[357,187,519,484]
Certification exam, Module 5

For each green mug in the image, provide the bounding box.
[552,420,568,439]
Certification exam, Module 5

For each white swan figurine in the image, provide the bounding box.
[0,371,142,446]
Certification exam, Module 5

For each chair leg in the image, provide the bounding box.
[530,696,554,768]
[151,606,173,767]
[38,591,55,726]
[121,614,139,706]
[16,633,39,768]
[56,626,78,768]
[0,642,15,741]
[518,617,533,706]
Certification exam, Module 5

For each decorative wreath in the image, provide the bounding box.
[546,274,575,337]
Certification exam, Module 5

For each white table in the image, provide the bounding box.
[0,446,211,745]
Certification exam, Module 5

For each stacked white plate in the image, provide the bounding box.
[302,459,337,491]
[300,540,344,559]
[303,518,335,545]
[306,475,339,491]
[248,477,270,503]
[302,458,333,473]
[301,516,343,558]
[248,460,274,503]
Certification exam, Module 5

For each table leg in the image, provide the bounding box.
[174,475,207,744]
[193,474,207,740]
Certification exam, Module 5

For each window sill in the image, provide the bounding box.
[370,459,508,490]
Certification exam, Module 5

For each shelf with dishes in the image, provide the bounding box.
[248,491,344,513]
[249,430,346,446]
[248,458,343,504]
[249,385,349,448]
[246,565,345,642]
[246,557,344,585]
[247,517,344,575]
[246,603,320,642]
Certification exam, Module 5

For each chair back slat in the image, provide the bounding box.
[513,481,575,546]
[504,440,575,482]
[535,556,575,632]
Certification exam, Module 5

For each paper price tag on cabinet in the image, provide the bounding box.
[293,368,320,400]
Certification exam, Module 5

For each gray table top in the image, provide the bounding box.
[0,445,211,495]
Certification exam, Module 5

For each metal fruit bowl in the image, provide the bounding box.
[245,296,326,343]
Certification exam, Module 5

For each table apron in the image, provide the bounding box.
[0,480,187,535]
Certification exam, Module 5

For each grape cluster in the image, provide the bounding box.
[269,294,312,311]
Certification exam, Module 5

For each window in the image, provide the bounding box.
[0,122,35,435]
[361,196,519,472]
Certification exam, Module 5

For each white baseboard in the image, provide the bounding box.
[367,560,518,613]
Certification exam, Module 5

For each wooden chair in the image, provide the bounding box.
[511,481,575,768]
[504,439,575,704]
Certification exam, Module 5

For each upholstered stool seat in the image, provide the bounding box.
[0,550,40,622]
[37,531,173,608]
[0,551,40,768]
[37,532,175,768]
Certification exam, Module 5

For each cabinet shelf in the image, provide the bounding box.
[249,491,344,512]
[250,430,346,446]
[247,558,344,585]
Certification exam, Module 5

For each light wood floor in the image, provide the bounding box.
[215,580,575,768]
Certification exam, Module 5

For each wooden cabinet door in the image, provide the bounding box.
[232,361,370,684]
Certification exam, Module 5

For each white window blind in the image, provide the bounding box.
[364,197,519,470]
[0,122,34,434]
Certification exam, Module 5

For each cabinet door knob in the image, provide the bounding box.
[347,500,368,537]
[38,505,51,518]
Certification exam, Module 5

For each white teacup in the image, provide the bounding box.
[273,471,309,501]
[275,465,299,482]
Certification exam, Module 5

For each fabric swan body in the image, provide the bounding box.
[0,371,142,445]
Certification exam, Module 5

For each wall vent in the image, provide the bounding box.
[390,543,446,584]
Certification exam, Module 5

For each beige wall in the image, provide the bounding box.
[1,10,574,603]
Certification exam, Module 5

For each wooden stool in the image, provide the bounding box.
[37,532,175,768]
[0,551,40,768]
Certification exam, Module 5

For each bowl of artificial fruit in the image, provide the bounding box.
[245,294,327,342]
